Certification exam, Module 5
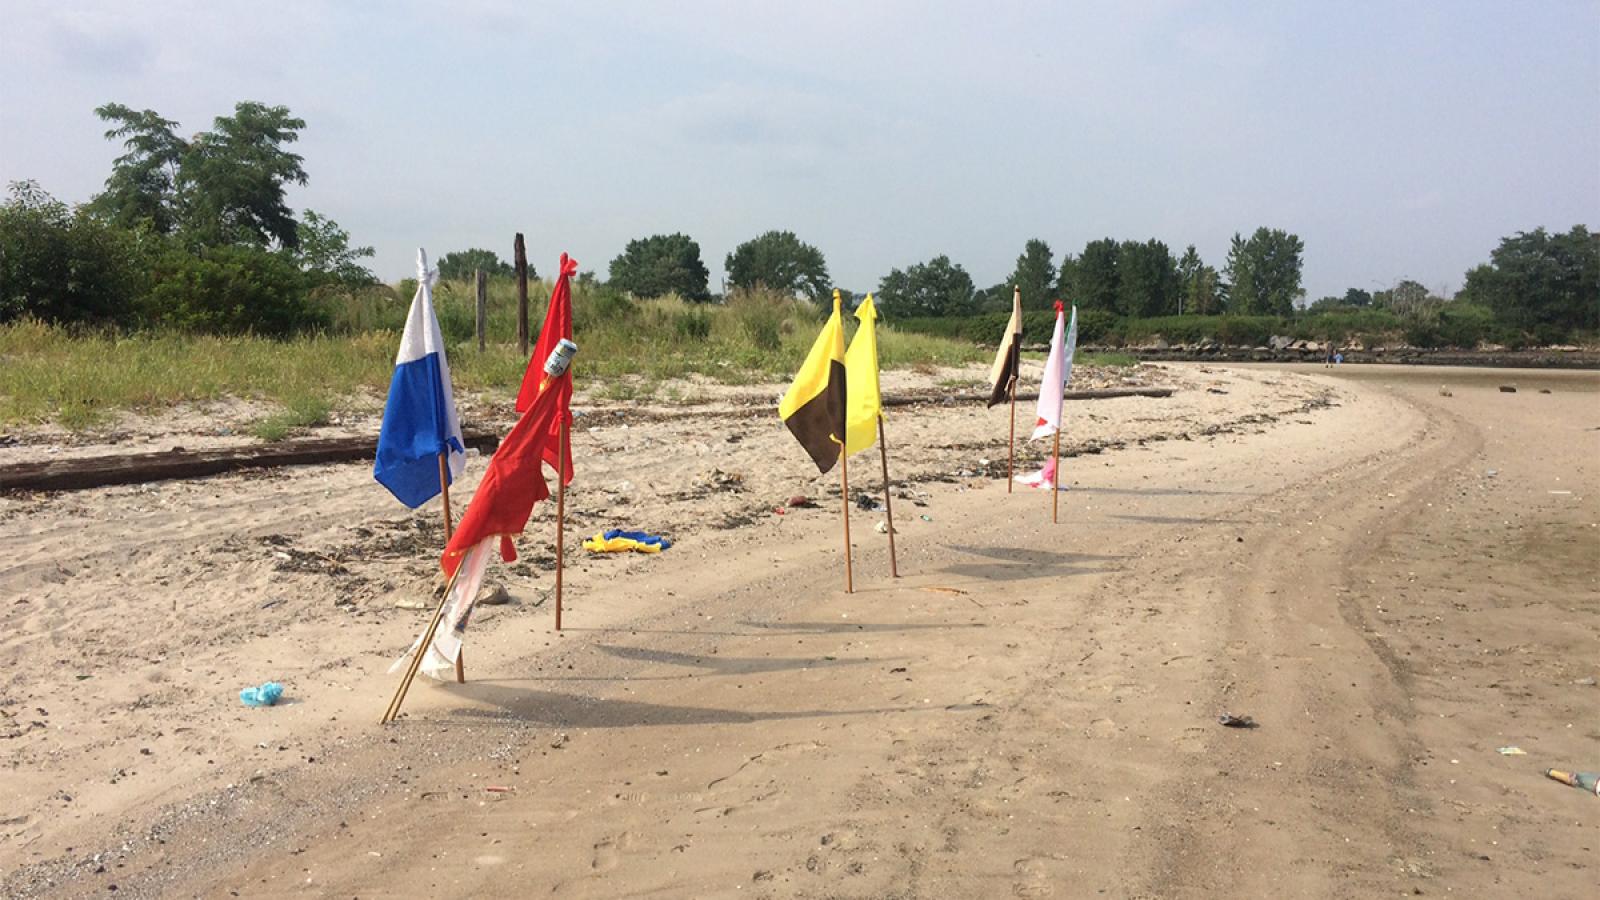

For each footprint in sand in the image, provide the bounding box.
[1086,717,1118,738]
[1174,726,1209,753]
[591,831,637,872]
[1012,855,1068,897]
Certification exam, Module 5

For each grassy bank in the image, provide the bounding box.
[0,286,985,431]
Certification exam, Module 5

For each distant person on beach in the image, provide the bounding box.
[1325,344,1335,368]
[1335,352,1344,364]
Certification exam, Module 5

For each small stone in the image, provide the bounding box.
[477,584,512,606]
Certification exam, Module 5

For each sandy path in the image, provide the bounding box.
[4,364,1595,897]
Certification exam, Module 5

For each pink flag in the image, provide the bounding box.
[1031,302,1078,440]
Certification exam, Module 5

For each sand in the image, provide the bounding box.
[2,362,1595,898]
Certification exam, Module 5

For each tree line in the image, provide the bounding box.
[1,102,374,334]
[2,100,1594,344]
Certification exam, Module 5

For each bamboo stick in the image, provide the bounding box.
[382,560,467,723]
[1006,376,1017,493]
[437,451,463,683]
[840,444,853,593]
[437,452,454,543]
[878,418,898,578]
[1051,429,1061,524]
[555,418,567,631]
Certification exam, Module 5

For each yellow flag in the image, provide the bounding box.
[779,290,847,473]
[844,293,882,455]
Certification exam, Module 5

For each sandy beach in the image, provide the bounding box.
[2,362,1596,898]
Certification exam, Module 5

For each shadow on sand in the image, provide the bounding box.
[430,681,908,729]
[594,643,876,676]
[935,544,1123,583]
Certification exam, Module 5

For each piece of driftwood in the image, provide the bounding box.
[879,386,1173,408]
[0,387,1170,494]
[0,431,502,494]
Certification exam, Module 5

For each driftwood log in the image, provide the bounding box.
[0,387,1171,494]
[1,431,502,494]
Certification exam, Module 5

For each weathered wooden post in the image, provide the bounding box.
[475,268,487,352]
[514,233,529,358]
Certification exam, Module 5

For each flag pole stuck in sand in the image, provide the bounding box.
[555,417,568,630]
[1008,378,1018,493]
[371,249,468,681]
[382,559,467,724]
[383,337,578,724]
[1029,301,1077,520]
[839,443,853,592]
[844,292,896,579]
[878,418,899,577]
[516,253,579,630]
[988,286,1024,494]
[779,289,851,592]
[438,451,463,683]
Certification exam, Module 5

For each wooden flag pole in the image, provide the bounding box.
[437,452,455,542]
[1006,376,1017,493]
[383,559,467,723]
[840,444,854,593]
[554,418,567,631]
[436,452,465,684]
[1051,429,1062,524]
[877,418,898,577]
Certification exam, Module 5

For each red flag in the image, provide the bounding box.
[515,252,577,484]
[441,372,566,576]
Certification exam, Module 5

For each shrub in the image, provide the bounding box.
[139,245,320,335]
[0,181,152,325]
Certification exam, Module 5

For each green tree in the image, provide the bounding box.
[1,180,151,324]
[180,102,307,249]
[1342,287,1373,308]
[1074,238,1120,311]
[876,255,976,317]
[1458,226,1599,335]
[1189,265,1222,315]
[87,104,186,235]
[90,101,308,250]
[1224,227,1304,315]
[438,248,515,281]
[1373,279,1437,317]
[293,210,374,285]
[724,230,830,304]
[1055,252,1079,302]
[1007,238,1057,309]
[608,233,711,301]
[1176,245,1202,314]
[1116,239,1179,317]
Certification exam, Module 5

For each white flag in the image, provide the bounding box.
[1031,303,1077,440]
[390,537,493,681]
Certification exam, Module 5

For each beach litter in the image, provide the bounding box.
[240,682,284,707]
[1496,746,1527,755]
[583,529,671,554]
[1544,769,1599,796]
[1218,714,1258,729]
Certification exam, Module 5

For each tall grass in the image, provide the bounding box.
[0,285,986,430]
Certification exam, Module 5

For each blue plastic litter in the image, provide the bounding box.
[240,682,284,707]
[606,529,671,550]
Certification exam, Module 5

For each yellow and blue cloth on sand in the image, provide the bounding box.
[582,529,672,554]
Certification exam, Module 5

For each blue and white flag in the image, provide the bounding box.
[374,249,465,508]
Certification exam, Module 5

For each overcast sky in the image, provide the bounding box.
[3,1,1596,300]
